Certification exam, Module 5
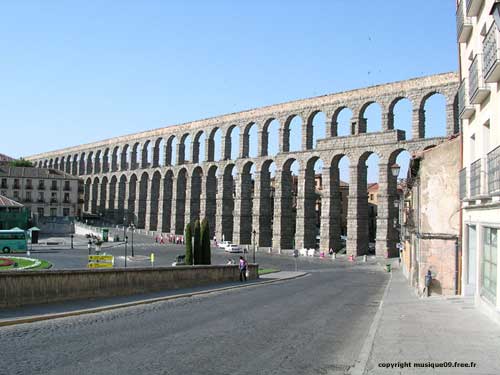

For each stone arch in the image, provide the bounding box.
[242,122,258,158]
[127,173,138,225]
[48,159,53,168]
[419,91,447,139]
[224,125,240,160]
[205,165,219,238]
[306,110,326,150]
[161,170,174,232]
[262,118,280,156]
[190,166,203,223]
[130,142,141,170]
[60,156,65,171]
[207,128,222,162]
[166,135,177,166]
[121,144,130,171]
[174,168,188,234]
[388,97,413,139]
[283,114,303,152]
[94,150,102,174]
[234,160,255,245]
[78,152,85,175]
[220,163,237,242]
[111,146,119,172]
[72,154,78,175]
[358,101,382,133]
[137,171,149,229]
[99,176,108,215]
[256,159,277,247]
[179,133,191,164]
[53,158,59,170]
[152,137,164,167]
[192,130,206,164]
[141,140,152,168]
[108,175,118,222]
[102,148,110,173]
[84,177,92,212]
[332,106,353,137]
[117,174,127,224]
[86,152,94,175]
[91,176,99,214]
[148,171,162,231]
[273,158,300,250]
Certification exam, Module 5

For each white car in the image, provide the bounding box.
[225,244,242,253]
[218,241,231,250]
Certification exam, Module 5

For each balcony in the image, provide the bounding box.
[466,0,483,16]
[483,24,500,83]
[63,198,71,204]
[0,183,7,189]
[26,184,33,190]
[458,79,475,119]
[64,185,71,191]
[37,199,45,203]
[38,185,45,190]
[24,198,32,203]
[488,145,500,195]
[51,186,58,191]
[470,158,481,198]
[50,198,58,204]
[460,168,467,200]
[469,54,490,104]
[457,0,473,42]
[13,184,20,189]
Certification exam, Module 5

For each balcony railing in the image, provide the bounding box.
[26,184,33,190]
[470,159,482,198]
[457,0,473,42]
[0,183,7,189]
[38,185,45,190]
[488,145,500,194]
[466,0,483,16]
[460,168,467,200]
[459,79,475,119]
[469,54,490,104]
[50,198,58,204]
[37,199,45,203]
[64,185,71,191]
[483,23,500,83]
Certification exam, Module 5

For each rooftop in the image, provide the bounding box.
[0,194,24,208]
[0,166,79,180]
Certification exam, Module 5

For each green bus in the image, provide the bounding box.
[0,229,28,253]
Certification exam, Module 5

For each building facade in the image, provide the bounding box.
[0,195,29,230]
[0,166,81,221]
[401,137,461,296]
[457,0,500,321]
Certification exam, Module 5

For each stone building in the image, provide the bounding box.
[0,194,29,230]
[457,0,500,321]
[0,166,81,232]
[401,137,460,296]
[27,72,459,257]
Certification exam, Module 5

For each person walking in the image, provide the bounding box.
[239,256,248,282]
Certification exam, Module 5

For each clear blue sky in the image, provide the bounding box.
[0,1,457,181]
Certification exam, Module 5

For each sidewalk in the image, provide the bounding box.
[359,265,500,374]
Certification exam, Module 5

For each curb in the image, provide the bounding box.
[349,265,393,375]
[0,272,308,328]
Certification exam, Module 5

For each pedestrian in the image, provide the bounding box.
[239,256,247,282]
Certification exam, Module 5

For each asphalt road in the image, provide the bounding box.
[0,258,387,375]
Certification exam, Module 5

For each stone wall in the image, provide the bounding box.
[0,265,259,308]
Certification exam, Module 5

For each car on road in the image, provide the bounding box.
[224,244,242,253]
[218,241,231,250]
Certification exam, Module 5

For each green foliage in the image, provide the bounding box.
[9,158,33,167]
[193,219,201,265]
[185,222,193,265]
[200,218,211,265]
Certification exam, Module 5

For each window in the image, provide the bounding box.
[38,180,45,189]
[13,190,19,200]
[1,178,7,188]
[25,191,31,202]
[37,207,44,216]
[482,227,498,303]
[64,193,70,203]
[63,208,70,217]
[38,192,44,202]
[26,179,32,189]
[64,180,70,190]
[13,179,20,189]
[50,208,57,217]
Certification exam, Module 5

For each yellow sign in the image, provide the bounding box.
[89,255,114,262]
[87,262,113,268]
[150,253,155,263]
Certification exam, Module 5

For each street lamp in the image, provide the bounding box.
[491,0,500,31]
[129,223,135,257]
[124,235,128,268]
[70,234,74,249]
[390,163,401,178]
[252,229,257,264]
[123,215,127,242]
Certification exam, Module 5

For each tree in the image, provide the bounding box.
[193,219,201,265]
[200,218,211,265]
[9,158,33,167]
[185,222,193,265]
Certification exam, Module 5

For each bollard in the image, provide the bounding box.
[332,252,336,260]
[363,255,367,262]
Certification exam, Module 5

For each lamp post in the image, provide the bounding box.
[390,163,400,178]
[252,229,256,264]
[491,0,500,30]
[124,235,128,268]
[129,223,135,257]
[70,234,74,249]
[87,239,92,256]
[123,215,127,242]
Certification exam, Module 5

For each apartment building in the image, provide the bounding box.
[457,0,500,321]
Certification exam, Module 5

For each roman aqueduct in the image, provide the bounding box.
[28,72,459,257]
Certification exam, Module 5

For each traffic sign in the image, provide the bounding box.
[89,255,114,262]
[87,262,113,268]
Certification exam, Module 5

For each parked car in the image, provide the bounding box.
[225,244,242,253]
[218,241,231,249]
